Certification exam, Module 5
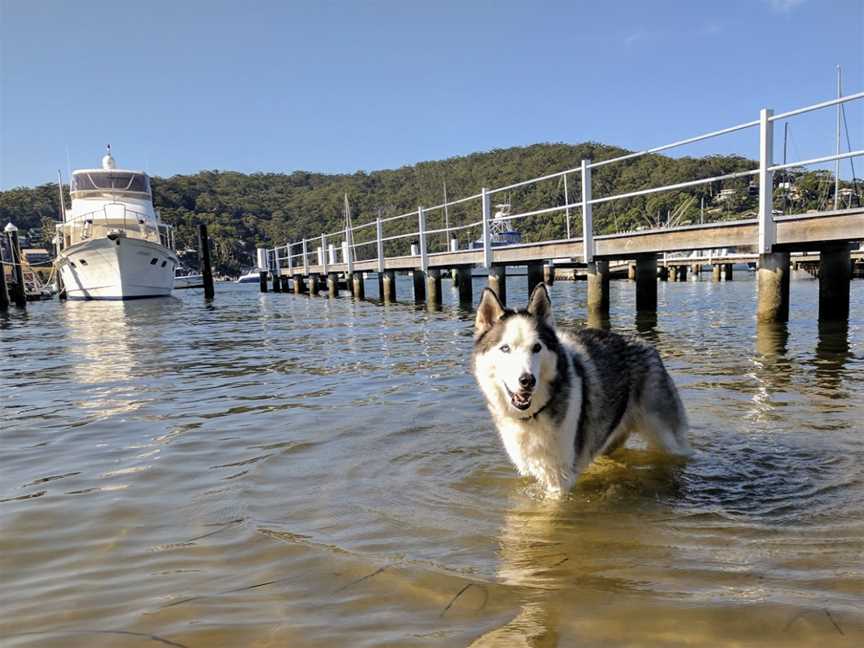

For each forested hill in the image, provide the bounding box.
[0,142,839,275]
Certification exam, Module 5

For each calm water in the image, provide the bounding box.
[1,274,862,647]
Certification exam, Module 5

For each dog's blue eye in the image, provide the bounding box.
[532,343,542,353]
[500,344,510,353]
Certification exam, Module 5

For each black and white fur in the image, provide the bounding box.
[472,283,690,497]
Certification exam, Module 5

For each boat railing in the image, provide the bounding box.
[59,204,165,249]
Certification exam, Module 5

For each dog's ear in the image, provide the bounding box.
[527,283,554,325]
[475,288,505,336]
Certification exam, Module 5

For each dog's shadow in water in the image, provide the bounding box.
[468,451,687,647]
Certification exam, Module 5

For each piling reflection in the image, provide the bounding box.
[814,319,851,392]
[750,321,793,417]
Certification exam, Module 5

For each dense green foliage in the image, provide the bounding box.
[0,142,855,276]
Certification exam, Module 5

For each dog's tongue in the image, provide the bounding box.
[512,391,532,409]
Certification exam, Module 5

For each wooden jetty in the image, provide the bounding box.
[262,93,864,324]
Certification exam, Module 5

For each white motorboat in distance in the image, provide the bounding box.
[56,147,177,300]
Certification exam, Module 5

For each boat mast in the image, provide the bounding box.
[57,170,66,222]
[834,65,841,210]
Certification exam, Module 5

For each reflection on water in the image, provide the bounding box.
[1,279,863,646]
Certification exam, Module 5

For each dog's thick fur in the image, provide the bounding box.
[472,283,689,497]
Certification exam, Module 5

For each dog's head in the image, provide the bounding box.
[472,283,560,415]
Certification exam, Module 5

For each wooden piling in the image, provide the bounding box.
[280,275,290,291]
[757,252,790,323]
[677,265,688,281]
[352,272,365,299]
[382,270,396,302]
[627,263,636,281]
[712,264,721,282]
[543,263,555,285]
[488,265,506,306]
[426,268,442,306]
[272,270,281,292]
[658,265,668,281]
[259,271,268,293]
[327,272,338,297]
[197,223,215,299]
[723,263,733,281]
[456,267,473,306]
[819,243,851,322]
[527,262,543,296]
[6,228,26,308]
[309,274,320,296]
[586,259,609,318]
[635,254,657,313]
[0,257,9,310]
[293,274,304,294]
[412,270,425,303]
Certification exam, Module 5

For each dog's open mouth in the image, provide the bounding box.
[506,385,533,411]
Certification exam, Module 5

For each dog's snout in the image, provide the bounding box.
[519,373,536,390]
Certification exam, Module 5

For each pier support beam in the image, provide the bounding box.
[757,252,790,323]
[658,265,668,281]
[456,267,473,306]
[543,263,555,285]
[280,275,290,291]
[272,271,281,292]
[412,270,426,303]
[527,262,544,296]
[627,263,636,281]
[0,257,8,310]
[382,270,396,302]
[488,265,507,306]
[724,264,733,281]
[293,274,304,294]
[351,272,365,299]
[635,254,657,313]
[712,265,721,282]
[819,243,851,322]
[426,268,442,307]
[309,274,320,296]
[259,271,268,293]
[677,265,688,282]
[586,259,609,318]
[197,224,215,300]
[691,263,700,278]
[327,272,338,297]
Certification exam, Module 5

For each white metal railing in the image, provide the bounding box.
[266,91,863,272]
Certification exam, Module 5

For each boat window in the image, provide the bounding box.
[79,259,88,265]
[150,258,158,265]
[161,260,167,267]
[72,172,150,194]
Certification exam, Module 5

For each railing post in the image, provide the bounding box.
[563,173,571,239]
[287,243,293,273]
[481,188,492,268]
[321,234,328,274]
[376,216,384,273]
[344,226,354,274]
[758,108,775,253]
[418,206,428,272]
[302,238,309,275]
[581,159,594,263]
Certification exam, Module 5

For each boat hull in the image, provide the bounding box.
[58,237,177,300]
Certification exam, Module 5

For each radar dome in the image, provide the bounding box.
[101,144,116,170]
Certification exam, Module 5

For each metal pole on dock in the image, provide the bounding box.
[197,224,215,299]
[0,252,9,310]
[4,224,26,308]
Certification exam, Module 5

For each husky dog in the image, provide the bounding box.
[472,283,690,497]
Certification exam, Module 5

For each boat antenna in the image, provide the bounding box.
[57,170,67,222]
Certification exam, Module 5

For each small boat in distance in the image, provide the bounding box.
[55,146,177,299]
[236,270,260,283]
[174,270,204,289]
[470,203,521,249]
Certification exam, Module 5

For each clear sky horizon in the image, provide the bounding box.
[1,0,862,190]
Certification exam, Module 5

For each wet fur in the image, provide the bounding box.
[472,284,690,497]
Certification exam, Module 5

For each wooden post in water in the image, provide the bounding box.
[819,243,851,322]
[757,252,790,323]
[293,274,305,294]
[723,263,733,281]
[586,259,609,318]
[0,254,9,310]
[309,274,320,296]
[280,275,290,291]
[382,270,396,302]
[327,272,338,297]
[627,263,636,281]
[712,264,721,282]
[488,265,506,306]
[376,273,385,301]
[677,265,688,282]
[527,262,543,296]
[543,263,555,285]
[456,267,473,306]
[635,254,657,313]
[426,268,442,307]
[412,270,426,303]
[272,270,281,292]
[197,224,215,299]
[4,225,26,308]
[352,272,365,299]
[658,265,668,281]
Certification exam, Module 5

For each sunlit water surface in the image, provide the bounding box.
[1,274,862,647]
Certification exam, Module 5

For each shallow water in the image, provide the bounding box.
[1,274,862,647]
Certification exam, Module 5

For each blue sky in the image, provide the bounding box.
[1,0,862,189]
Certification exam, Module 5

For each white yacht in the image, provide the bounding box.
[56,147,177,300]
